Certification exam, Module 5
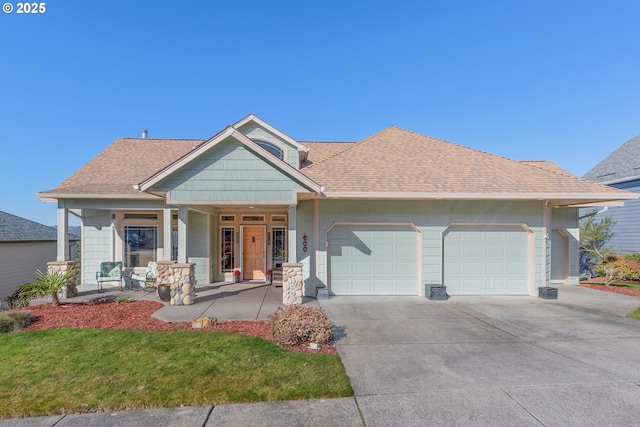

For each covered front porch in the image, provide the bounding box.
[51,203,305,302]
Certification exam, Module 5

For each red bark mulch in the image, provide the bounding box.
[579,280,640,298]
[13,300,337,355]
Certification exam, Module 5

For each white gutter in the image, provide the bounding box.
[578,206,608,220]
[597,174,640,186]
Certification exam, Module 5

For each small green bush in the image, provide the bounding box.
[268,305,334,346]
[2,284,34,310]
[622,253,640,264]
[0,311,33,333]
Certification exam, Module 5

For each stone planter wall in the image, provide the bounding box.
[47,260,79,299]
[157,261,196,305]
[282,262,303,305]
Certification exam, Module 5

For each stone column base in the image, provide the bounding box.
[157,261,196,305]
[282,263,303,305]
[47,261,79,299]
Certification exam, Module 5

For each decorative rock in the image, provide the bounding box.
[192,317,217,328]
[183,295,191,305]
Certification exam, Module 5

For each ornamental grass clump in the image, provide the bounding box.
[268,305,334,346]
[0,311,32,333]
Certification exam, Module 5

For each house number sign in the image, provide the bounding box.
[302,234,308,252]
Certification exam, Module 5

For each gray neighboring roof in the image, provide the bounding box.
[0,211,79,242]
[582,135,640,183]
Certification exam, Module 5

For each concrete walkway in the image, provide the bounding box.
[5,284,640,426]
[53,280,321,322]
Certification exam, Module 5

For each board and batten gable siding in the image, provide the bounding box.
[602,179,640,254]
[155,138,308,203]
[235,122,301,169]
[295,199,549,296]
[0,241,56,302]
[82,209,112,285]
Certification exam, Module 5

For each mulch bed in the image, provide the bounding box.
[12,300,337,355]
[579,279,640,298]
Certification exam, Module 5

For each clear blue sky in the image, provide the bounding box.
[2,0,639,226]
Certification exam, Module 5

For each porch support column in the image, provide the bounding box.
[542,202,552,288]
[56,200,69,261]
[178,206,188,263]
[288,205,297,262]
[163,208,172,261]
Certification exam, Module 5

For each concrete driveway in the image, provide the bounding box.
[319,285,640,426]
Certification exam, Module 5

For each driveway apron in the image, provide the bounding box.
[319,286,640,427]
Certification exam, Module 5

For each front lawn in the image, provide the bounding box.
[0,328,353,419]
[627,308,640,319]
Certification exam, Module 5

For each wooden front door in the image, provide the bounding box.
[242,227,265,280]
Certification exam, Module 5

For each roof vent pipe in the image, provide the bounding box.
[141,129,148,139]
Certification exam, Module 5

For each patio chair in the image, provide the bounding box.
[129,261,158,291]
[96,261,123,292]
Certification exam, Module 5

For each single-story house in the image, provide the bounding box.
[0,210,79,303]
[582,134,640,254]
[36,115,636,298]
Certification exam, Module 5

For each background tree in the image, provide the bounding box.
[579,209,616,278]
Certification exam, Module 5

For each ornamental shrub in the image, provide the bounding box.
[2,284,33,310]
[268,305,334,346]
[0,311,32,333]
[596,255,640,286]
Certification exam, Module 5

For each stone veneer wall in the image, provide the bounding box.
[157,261,196,306]
[282,262,303,305]
[47,260,79,299]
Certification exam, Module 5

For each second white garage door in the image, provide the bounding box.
[329,225,418,295]
[444,226,529,295]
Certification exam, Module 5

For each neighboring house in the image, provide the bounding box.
[36,115,635,297]
[0,211,79,303]
[582,135,640,254]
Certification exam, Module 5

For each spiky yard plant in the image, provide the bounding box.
[18,267,77,307]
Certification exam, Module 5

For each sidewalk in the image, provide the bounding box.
[0,398,364,426]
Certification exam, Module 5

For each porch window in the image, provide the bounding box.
[172,226,178,261]
[124,226,157,268]
[221,227,235,273]
[272,227,286,267]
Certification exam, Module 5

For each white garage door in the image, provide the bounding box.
[329,225,418,295]
[444,226,528,295]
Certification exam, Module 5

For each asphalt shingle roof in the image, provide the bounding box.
[582,135,640,183]
[301,126,626,195]
[41,138,206,195]
[0,211,78,242]
[39,125,633,202]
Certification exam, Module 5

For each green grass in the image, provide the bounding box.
[0,329,353,418]
[626,308,640,319]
